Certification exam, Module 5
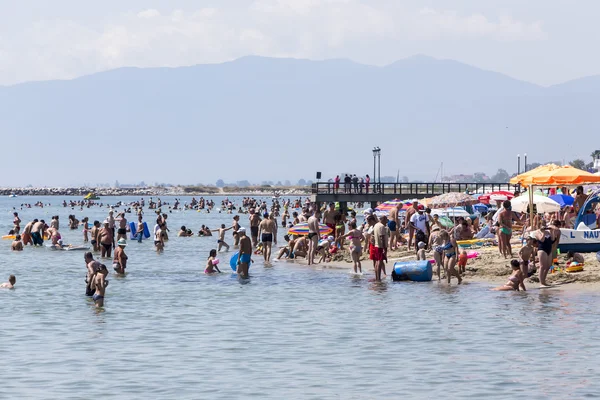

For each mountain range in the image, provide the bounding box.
[1,55,598,187]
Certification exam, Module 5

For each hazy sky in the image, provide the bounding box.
[1,0,599,87]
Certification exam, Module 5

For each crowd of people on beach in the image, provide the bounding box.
[4,185,598,304]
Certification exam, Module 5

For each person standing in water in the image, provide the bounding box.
[212,224,232,252]
[232,215,241,247]
[99,221,114,258]
[237,228,252,278]
[84,252,102,296]
[373,215,389,281]
[92,264,109,307]
[341,222,364,273]
[113,239,128,275]
[12,212,21,234]
[116,212,128,242]
[21,219,34,246]
[258,213,276,265]
[135,215,145,243]
[249,209,261,248]
[307,209,321,266]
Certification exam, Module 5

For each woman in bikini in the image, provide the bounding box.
[82,217,90,243]
[341,222,364,273]
[492,260,525,291]
[440,230,462,285]
[429,226,444,280]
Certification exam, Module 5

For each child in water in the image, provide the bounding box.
[416,242,427,261]
[205,249,222,274]
[519,237,536,278]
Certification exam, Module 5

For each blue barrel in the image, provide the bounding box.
[392,261,433,282]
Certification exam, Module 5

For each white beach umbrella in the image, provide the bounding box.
[510,195,560,214]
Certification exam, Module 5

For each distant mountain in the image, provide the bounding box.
[0,55,598,187]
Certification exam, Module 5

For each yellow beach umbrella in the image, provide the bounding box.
[509,164,561,186]
[529,165,600,185]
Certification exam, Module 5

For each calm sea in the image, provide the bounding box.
[0,196,599,399]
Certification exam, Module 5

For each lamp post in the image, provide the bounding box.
[517,154,521,175]
[524,153,528,172]
[372,147,381,193]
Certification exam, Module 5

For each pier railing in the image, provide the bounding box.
[311,182,517,197]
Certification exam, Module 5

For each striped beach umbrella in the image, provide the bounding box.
[288,222,333,236]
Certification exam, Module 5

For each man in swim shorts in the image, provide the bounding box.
[31,219,46,246]
[84,252,102,296]
[373,215,389,281]
[116,212,128,241]
[388,203,400,250]
[259,213,276,265]
[237,228,251,278]
[322,203,339,238]
[249,209,261,248]
[307,209,321,266]
[212,224,232,252]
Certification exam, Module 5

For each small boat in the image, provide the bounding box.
[84,192,100,200]
[558,189,600,253]
[8,194,17,198]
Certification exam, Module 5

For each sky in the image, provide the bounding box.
[1,0,599,87]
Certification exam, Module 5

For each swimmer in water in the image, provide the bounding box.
[492,260,525,291]
[11,235,23,251]
[0,275,16,289]
[205,249,222,274]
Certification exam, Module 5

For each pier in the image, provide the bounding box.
[311,182,517,208]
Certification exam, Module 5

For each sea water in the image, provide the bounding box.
[0,196,599,399]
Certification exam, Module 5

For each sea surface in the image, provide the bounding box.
[1,196,599,399]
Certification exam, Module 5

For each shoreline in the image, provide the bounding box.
[275,245,600,292]
[0,187,310,197]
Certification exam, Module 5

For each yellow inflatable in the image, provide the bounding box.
[566,263,584,273]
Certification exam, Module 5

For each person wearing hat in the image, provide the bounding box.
[113,238,128,274]
[236,228,251,278]
[405,201,420,250]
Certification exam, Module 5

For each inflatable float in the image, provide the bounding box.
[46,244,91,251]
[229,252,253,271]
[392,261,433,282]
[3,233,49,240]
[565,262,584,273]
[129,222,151,240]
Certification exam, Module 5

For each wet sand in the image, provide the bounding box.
[278,240,600,291]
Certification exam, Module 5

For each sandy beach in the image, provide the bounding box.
[280,240,600,292]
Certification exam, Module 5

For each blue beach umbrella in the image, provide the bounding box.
[548,194,574,208]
